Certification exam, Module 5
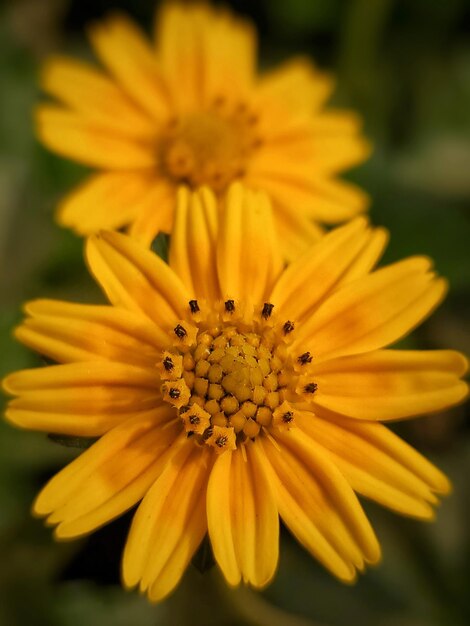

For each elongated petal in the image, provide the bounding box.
[33,410,179,538]
[57,171,157,234]
[271,218,387,321]
[88,13,169,120]
[257,58,334,114]
[217,183,283,302]
[3,361,161,436]
[169,187,220,301]
[207,442,279,588]
[35,105,156,169]
[157,3,255,109]
[251,174,369,225]
[40,56,155,137]
[310,350,468,421]
[270,197,324,261]
[15,299,166,366]
[123,440,211,602]
[86,230,190,325]
[294,257,448,359]
[298,411,451,519]
[260,431,380,581]
[127,181,175,244]
[312,134,372,173]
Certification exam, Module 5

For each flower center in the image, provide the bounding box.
[160,300,318,454]
[159,98,262,192]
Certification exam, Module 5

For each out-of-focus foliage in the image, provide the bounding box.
[0,1,469,625]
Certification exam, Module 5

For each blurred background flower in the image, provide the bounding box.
[0,1,469,625]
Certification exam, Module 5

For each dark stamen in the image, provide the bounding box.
[189,299,200,314]
[298,352,312,365]
[174,324,187,339]
[282,411,294,423]
[163,356,174,371]
[304,383,318,394]
[189,414,200,425]
[169,388,181,399]
[224,299,235,312]
[215,436,228,448]
[283,320,295,334]
[262,302,274,319]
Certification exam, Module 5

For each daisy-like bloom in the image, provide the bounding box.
[3,184,467,602]
[37,2,370,258]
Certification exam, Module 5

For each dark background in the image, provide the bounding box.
[0,0,469,624]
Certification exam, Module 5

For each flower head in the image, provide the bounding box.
[3,184,467,601]
[37,2,370,258]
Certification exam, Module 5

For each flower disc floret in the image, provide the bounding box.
[160,300,315,452]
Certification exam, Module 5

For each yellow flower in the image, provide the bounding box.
[36,2,371,258]
[3,184,467,602]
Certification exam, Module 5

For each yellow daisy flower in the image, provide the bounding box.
[3,184,467,602]
[36,2,371,258]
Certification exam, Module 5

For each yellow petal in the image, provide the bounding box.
[33,410,178,538]
[16,299,167,366]
[207,442,279,588]
[169,187,220,301]
[57,171,156,234]
[40,55,156,138]
[298,411,451,519]
[3,361,161,436]
[123,440,211,602]
[252,174,369,225]
[312,134,372,173]
[156,3,255,109]
[294,257,448,360]
[257,57,334,114]
[35,105,156,169]
[271,218,386,321]
[88,12,169,120]
[259,431,380,581]
[205,450,240,586]
[127,181,175,245]
[271,198,324,262]
[217,183,283,302]
[310,350,468,420]
[86,230,190,325]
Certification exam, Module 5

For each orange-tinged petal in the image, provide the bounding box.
[298,411,451,519]
[205,449,240,586]
[35,105,157,169]
[271,218,386,321]
[294,257,448,360]
[127,180,175,244]
[86,230,190,325]
[257,57,334,114]
[40,55,156,138]
[310,350,468,421]
[312,134,372,173]
[259,431,380,581]
[33,410,179,538]
[88,13,169,120]
[3,362,161,436]
[123,440,211,602]
[251,174,369,225]
[270,197,324,261]
[207,442,279,588]
[16,299,166,366]
[169,187,220,301]
[156,3,255,109]
[217,183,283,302]
[57,171,156,234]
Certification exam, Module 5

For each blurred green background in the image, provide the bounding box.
[0,0,469,624]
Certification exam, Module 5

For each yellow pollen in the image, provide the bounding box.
[159,103,262,192]
[161,302,316,452]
